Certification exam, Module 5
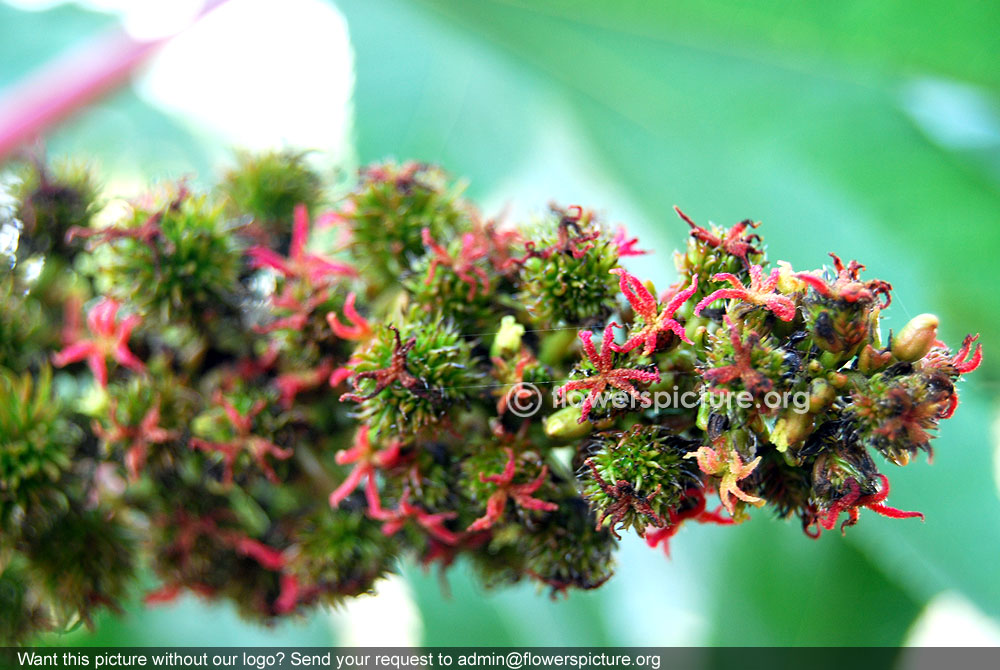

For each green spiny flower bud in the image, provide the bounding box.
[580,425,699,538]
[286,507,398,606]
[406,227,497,332]
[22,506,136,628]
[0,366,77,527]
[892,313,939,363]
[340,315,483,439]
[522,496,616,595]
[12,159,99,259]
[0,560,51,645]
[516,206,619,327]
[86,187,241,325]
[223,149,323,231]
[845,371,947,466]
[345,162,471,286]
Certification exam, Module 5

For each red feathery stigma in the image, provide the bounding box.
[695,264,796,321]
[328,425,402,509]
[517,205,600,264]
[701,317,773,396]
[467,448,558,532]
[247,204,357,284]
[645,487,733,557]
[274,358,334,409]
[673,206,761,267]
[92,397,177,481]
[611,268,697,354]
[52,297,146,387]
[188,393,292,486]
[421,227,491,300]
[556,322,660,424]
[340,326,426,403]
[369,489,460,545]
[819,474,924,535]
[611,225,648,257]
[326,291,372,340]
[795,253,892,308]
[585,458,665,540]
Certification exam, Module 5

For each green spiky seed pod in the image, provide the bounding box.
[341,314,483,439]
[701,320,788,400]
[845,367,950,466]
[405,237,496,332]
[88,188,242,325]
[223,149,323,233]
[0,366,77,527]
[21,507,136,627]
[286,507,397,605]
[0,276,46,371]
[379,442,462,515]
[0,560,51,645]
[344,162,471,286]
[459,446,558,529]
[522,496,616,595]
[12,159,99,260]
[581,425,699,537]
[516,207,619,327]
[672,211,766,293]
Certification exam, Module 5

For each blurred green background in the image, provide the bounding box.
[3,0,1000,647]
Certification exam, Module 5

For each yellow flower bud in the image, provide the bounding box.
[543,406,592,441]
[891,313,939,362]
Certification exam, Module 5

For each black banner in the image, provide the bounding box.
[0,647,964,670]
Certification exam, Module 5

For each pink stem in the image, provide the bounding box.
[0,0,231,162]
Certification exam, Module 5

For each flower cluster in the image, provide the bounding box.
[0,151,981,642]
